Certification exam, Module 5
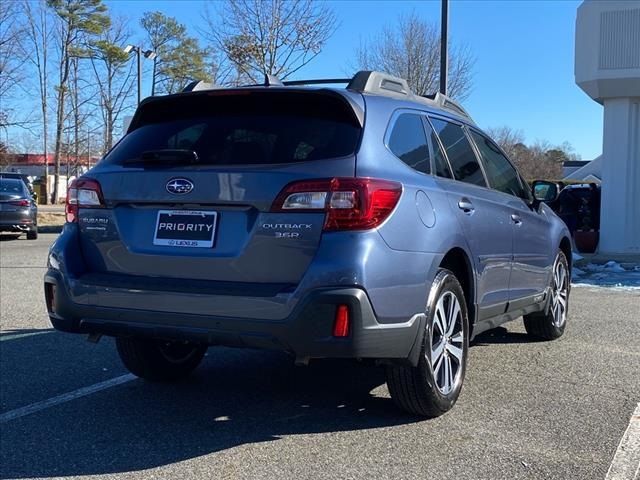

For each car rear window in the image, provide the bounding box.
[104,91,362,167]
[0,179,27,200]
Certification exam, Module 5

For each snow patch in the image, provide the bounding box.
[571,259,640,289]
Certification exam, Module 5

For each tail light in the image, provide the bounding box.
[9,200,30,207]
[271,178,402,231]
[66,178,104,223]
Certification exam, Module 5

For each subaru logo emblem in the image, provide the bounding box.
[166,178,194,195]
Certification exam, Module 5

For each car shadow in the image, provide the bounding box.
[0,233,22,241]
[471,326,538,346]
[0,331,420,479]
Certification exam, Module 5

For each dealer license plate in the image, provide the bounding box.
[153,210,217,248]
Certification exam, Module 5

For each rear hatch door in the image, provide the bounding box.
[78,88,364,285]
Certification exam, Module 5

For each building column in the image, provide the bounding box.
[599,97,640,255]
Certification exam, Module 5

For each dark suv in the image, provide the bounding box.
[45,71,571,417]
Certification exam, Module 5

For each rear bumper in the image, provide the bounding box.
[0,221,35,232]
[45,268,425,363]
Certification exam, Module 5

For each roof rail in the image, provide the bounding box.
[421,92,472,120]
[347,71,411,96]
[182,80,222,92]
[182,71,473,122]
[345,71,473,122]
[264,74,283,86]
[283,78,351,86]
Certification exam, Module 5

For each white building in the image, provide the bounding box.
[575,0,640,257]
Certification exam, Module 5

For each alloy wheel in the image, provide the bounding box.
[550,259,569,328]
[430,291,465,395]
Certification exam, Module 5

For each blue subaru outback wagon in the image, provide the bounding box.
[45,71,571,417]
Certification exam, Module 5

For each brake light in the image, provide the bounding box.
[66,178,104,223]
[9,200,30,207]
[271,178,402,231]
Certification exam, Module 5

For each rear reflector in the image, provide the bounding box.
[271,178,402,231]
[333,305,350,337]
[45,283,57,313]
[66,178,104,223]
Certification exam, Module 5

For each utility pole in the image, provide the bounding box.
[439,0,449,96]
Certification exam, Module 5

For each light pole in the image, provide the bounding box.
[439,0,449,96]
[123,45,157,104]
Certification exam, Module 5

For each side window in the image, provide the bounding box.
[424,118,453,179]
[470,131,527,199]
[430,118,486,187]
[387,113,430,174]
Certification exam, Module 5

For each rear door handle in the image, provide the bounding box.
[458,198,475,214]
[511,213,522,224]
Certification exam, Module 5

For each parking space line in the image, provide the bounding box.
[605,402,640,480]
[0,331,52,342]
[0,374,136,424]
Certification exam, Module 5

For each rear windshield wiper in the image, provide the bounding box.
[123,149,199,165]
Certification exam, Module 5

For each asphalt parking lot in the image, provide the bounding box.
[1,233,638,480]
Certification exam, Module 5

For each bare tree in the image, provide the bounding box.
[88,16,135,150]
[202,0,337,83]
[487,126,568,181]
[0,1,29,131]
[22,0,52,199]
[356,12,475,101]
[486,126,526,161]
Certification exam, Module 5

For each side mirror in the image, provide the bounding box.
[532,181,559,203]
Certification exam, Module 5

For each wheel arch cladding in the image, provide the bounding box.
[439,247,475,332]
[559,236,572,273]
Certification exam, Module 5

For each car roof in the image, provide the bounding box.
[134,71,475,129]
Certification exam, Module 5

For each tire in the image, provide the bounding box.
[116,337,207,382]
[523,251,570,340]
[26,228,38,240]
[386,269,469,417]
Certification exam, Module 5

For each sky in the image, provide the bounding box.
[105,0,603,160]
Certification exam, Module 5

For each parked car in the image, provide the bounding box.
[0,178,38,239]
[0,172,36,195]
[45,71,571,417]
[533,181,601,252]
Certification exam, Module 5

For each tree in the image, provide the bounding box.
[159,37,208,93]
[22,0,53,199]
[0,142,14,170]
[487,126,578,181]
[355,12,475,101]
[0,0,28,130]
[48,0,109,203]
[485,126,525,161]
[141,11,207,95]
[88,16,135,150]
[202,0,337,83]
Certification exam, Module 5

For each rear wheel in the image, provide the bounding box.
[26,227,38,240]
[386,269,469,417]
[523,251,570,340]
[116,337,207,382]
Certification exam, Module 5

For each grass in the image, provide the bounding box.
[38,212,65,227]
